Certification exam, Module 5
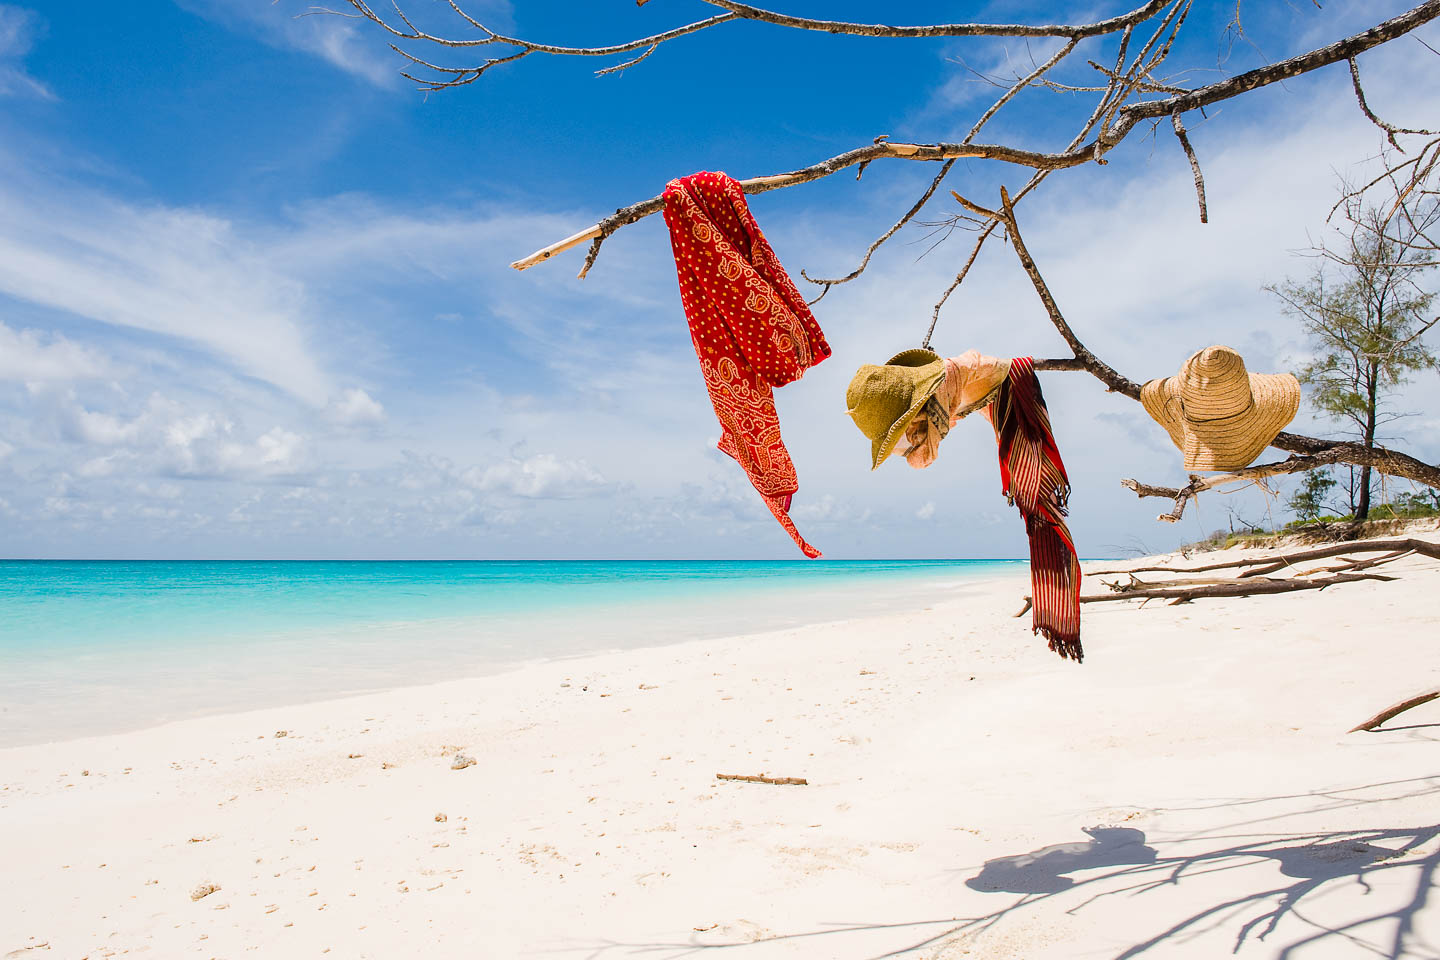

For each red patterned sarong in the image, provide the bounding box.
[662,172,832,558]
[983,357,1083,660]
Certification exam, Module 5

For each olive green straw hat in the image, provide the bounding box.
[845,348,947,469]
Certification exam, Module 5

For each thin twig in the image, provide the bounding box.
[1171,111,1208,222]
[1347,56,1438,151]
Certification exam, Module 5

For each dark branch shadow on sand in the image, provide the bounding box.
[564,775,1440,960]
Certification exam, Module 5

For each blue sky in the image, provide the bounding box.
[0,0,1437,559]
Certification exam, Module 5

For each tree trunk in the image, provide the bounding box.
[1357,362,1379,521]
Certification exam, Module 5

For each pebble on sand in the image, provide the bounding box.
[450,754,476,770]
[190,882,221,901]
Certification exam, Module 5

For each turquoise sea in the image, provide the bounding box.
[0,559,1022,747]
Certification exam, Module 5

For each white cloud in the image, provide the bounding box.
[42,392,313,481]
[328,387,385,425]
[71,407,143,446]
[916,500,936,520]
[255,426,304,467]
[0,321,114,382]
[0,5,53,100]
[467,453,610,500]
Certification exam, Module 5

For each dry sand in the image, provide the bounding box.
[3,535,1438,958]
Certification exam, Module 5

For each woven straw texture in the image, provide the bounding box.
[1141,345,1300,470]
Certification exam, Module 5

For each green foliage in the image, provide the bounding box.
[1286,468,1337,522]
[1383,489,1440,518]
[1268,202,1438,520]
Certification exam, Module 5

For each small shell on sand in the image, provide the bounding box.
[450,754,476,770]
[190,882,220,901]
[434,812,447,822]
[274,731,288,738]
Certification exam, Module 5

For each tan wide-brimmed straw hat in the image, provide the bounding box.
[845,348,1010,469]
[1141,345,1301,471]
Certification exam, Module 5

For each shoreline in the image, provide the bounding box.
[3,549,1437,958]
[0,561,1020,749]
[0,570,1024,752]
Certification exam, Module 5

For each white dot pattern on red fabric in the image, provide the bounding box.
[662,171,832,558]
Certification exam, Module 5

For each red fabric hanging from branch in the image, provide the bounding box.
[984,357,1082,659]
[663,171,832,558]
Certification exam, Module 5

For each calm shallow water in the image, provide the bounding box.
[0,559,1022,746]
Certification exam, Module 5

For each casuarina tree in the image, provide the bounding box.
[1269,201,1438,521]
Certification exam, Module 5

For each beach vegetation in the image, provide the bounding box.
[1269,198,1439,521]
[1287,468,1339,523]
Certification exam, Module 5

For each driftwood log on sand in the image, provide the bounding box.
[1059,536,1440,606]
[1348,689,1440,733]
[1087,537,1440,577]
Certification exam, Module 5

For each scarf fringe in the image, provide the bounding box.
[1037,625,1084,662]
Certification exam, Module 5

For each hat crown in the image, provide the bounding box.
[845,349,946,467]
[1180,345,1252,420]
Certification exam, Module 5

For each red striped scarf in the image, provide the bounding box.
[983,357,1083,660]
[662,172,832,558]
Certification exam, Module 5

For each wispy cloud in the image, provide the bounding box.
[0,167,335,404]
[0,4,53,99]
[176,0,516,88]
[177,0,396,87]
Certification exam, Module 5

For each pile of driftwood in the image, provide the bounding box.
[1012,537,1439,616]
[1015,536,1440,733]
[1082,536,1440,606]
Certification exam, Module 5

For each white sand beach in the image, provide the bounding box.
[3,535,1439,959]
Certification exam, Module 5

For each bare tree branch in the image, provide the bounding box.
[1348,56,1438,151]
[1120,455,1337,522]
[511,2,1440,274]
[799,159,957,302]
[1171,110,1209,223]
[334,0,1179,90]
[1076,571,1398,604]
[995,187,1144,397]
[694,0,1173,40]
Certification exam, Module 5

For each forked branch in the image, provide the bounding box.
[510,3,1440,274]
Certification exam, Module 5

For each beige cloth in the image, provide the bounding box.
[900,350,1011,468]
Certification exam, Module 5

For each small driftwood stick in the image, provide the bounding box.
[1348,688,1440,733]
[1079,571,1394,604]
[716,773,808,786]
[1088,537,1440,576]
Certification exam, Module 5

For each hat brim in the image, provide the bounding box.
[1142,372,1301,470]
[870,365,946,469]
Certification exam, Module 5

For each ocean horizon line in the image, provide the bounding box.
[0,556,1044,563]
